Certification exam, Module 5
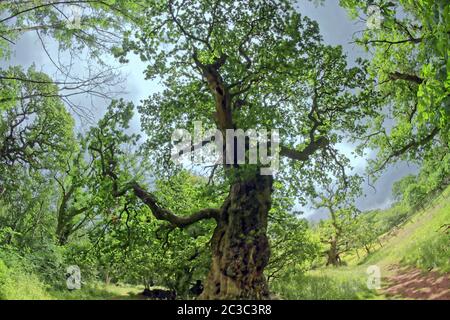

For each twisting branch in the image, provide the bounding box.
[132,183,219,228]
[90,145,220,228]
[326,146,349,189]
[280,136,329,162]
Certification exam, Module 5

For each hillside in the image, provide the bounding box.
[272,186,450,300]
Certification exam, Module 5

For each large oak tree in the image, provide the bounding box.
[88,0,378,299]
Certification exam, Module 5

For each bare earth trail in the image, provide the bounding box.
[374,192,450,300]
[383,265,450,300]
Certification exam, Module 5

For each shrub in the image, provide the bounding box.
[0,256,51,300]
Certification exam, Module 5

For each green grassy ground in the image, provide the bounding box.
[271,265,384,300]
[0,265,143,300]
[0,259,53,300]
[363,186,449,273]
[48,283,144,300]
[274,186,450,300]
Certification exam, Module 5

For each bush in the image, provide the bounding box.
[0,255,51,300]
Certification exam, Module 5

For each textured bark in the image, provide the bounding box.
[326,238,340,266]
[56,203,87,245]
[326,206,342,266]
[200,175,273,300]
[56,223,70,246]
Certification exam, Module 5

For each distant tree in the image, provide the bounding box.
[0,67,75,166]
[392,174,417,203]
[316,206,359,266]
[352,214,380,255]
[390,147,450,215]
[0,1,142,114]
[0,67,75,201]
[266,184,321,281]
[0,168,56,248]
[313,175,362,266]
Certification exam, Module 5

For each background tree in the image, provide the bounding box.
[313,176,362,266]
[0,0,142,115]
[53,146,94,245]
[266,183,321,281]
[0,67,75,171]
[392,149,450,213]
[0,170,54,246]
[351,214,380,256]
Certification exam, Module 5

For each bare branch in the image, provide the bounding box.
[373,126,439,174]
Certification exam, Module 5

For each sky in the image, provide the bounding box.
[294,1,418,220]
[1,0,418,220]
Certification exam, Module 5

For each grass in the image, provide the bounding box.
[274,186,450,300]
[0,259,52,300]
[272,266,384,300]
[49,283,144,300]
[362,187,450,273]
[0,256,144,300]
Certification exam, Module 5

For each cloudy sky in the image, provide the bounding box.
[2,0,418,220]
[294,1,418,220]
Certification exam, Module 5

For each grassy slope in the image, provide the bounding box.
[274,186,450,300]
[363,187,449,273]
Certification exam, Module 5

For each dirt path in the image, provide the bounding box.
[383,265,450,300]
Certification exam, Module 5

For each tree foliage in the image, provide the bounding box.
[340,0,449,175]
[0,0,448,300]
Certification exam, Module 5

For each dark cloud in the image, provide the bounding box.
[357,162,419,210]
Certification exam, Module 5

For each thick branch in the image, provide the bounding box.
[361,37,422,46]
[132,183,219,228]
[97,150,220,227]
[280,136,329,162]
[389,72,423,84]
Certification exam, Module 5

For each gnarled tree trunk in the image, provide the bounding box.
[201,174,273,299]
[326,238,340,266]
